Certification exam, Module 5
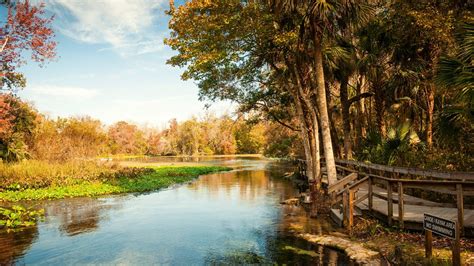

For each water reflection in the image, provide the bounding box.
[126,155,263,164]
[0,227,38,265]
[0,157,353,264]
[45,198,124,236]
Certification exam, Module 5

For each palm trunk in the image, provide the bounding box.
[355,76,367,144]
[310,111,321,189]
[426,85,435,148]
[340,77,352,159]
[374,85,386,137]
[314,40,337,185]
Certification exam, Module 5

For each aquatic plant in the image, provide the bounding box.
[0,205,44,230]
[0,166,231,201]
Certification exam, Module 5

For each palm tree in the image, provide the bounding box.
[268,0,372,185]
[436,21,474,122]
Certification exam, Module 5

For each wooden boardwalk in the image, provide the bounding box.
[297,159,474,237]
[356,185,474,230]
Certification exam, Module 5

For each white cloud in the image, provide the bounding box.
[29,85,99,99]
[41,0,167,57]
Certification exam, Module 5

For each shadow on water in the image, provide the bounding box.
[48,198,124,236]
[0,227,38,265]
[0,156,355,264]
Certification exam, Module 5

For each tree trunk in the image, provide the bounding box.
[374,85,386,137]
[295,96,314,182]
[314,40,337,185]
[340,77,352,159]
[298,86,322,189]
[359,77,367,139]
[0,37,9,53]
[292,64,320,186]
[329,109,342,158]
[355,76,367,144]
[311,112,321,188]
[426,85,435,149]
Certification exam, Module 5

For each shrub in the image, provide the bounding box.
[0,160,154,190]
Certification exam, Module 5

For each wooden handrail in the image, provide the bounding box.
[368,175,474,186]
[297,158,472,234]
[348,176,369,191]
[297,158,474,180]
[329,173,358,194]
[335,159,474,181]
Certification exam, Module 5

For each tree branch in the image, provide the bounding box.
[348,92,375,106]
[254,102,300,132]
[0,36,9,53]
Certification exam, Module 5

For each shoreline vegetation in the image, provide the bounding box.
[0,160,231,202]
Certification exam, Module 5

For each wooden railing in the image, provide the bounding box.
[366,176,474,229]
[335,159,474,181]
[296,159,474,235]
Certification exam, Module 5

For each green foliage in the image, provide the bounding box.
[0,164,230,201]
[0,205,44,230]
[436,21,474,126]
[357,122,421,165]
[234,121,265,154]
[263,123,302,159]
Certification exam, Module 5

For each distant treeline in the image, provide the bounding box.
[0,94,302,162]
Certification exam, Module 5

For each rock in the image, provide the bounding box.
[280,198,299,205]
[298,233,381,265]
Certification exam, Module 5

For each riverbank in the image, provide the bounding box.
[282,195,474,265]
[0,160,231,201]
[291,212,474,264]
[350,216,474,265]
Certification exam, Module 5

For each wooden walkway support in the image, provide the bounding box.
[297,159,474,237]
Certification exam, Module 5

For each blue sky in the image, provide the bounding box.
[7,0,232,127]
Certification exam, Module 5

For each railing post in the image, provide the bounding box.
[387,181,393,226]
[398,181,404,229]
[457,184,464,236]
[425,230,433,258]
[368,176,373,211]
[349,189,355,233]
[343,189,349,227]
[453,185,462,266]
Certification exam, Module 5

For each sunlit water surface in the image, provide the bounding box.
[0,157,354,265]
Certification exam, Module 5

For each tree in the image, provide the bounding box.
[235,120,266,154]
[165,0,323,183]
[270,0,373,184]
[437,21,474,123]
[0,94,14,135]
[434,21,474,153]
[108,121,146,155]
[31,116,108,161]
[0,94,38,161]
[386,0,467,148]
[1,0,56,90]
[145,130,162,156]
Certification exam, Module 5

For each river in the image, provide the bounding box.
[0,156,355,265]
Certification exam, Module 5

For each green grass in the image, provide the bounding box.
[0,166,231,201]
